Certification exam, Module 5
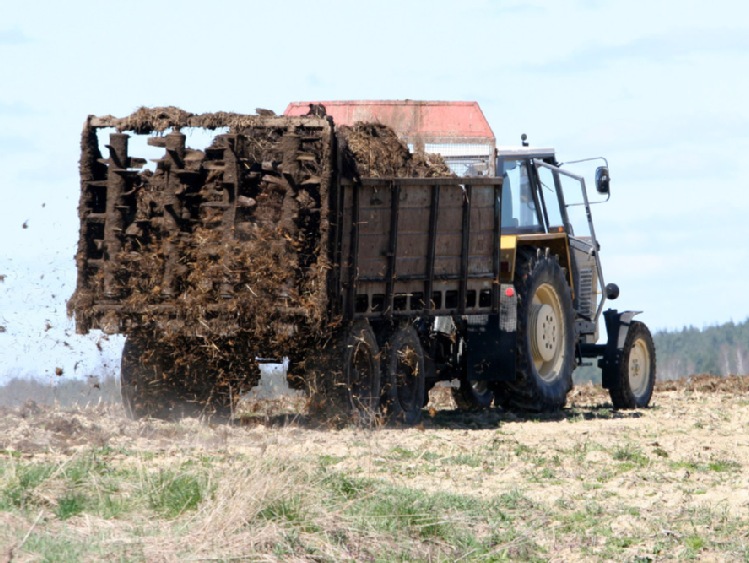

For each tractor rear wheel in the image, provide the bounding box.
[608,321,656,409]
[385,325,425,425]
[495,248,575,412]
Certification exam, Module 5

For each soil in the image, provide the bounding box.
[1,374,746,456]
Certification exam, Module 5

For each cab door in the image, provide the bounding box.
[534,161,602,341]
[496,157,546,233]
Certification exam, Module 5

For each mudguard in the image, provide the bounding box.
[600,309,642,389]
[465,283,518,381]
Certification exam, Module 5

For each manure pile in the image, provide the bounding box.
[338,122,454,178]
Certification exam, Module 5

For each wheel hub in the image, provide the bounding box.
[531,303,558,363]
[628,338,650,396]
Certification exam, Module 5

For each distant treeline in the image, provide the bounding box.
[653,319,749,379]
[573,318,749,384]
[0,375,120,408]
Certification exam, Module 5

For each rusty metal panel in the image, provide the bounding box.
[340,176,503,318]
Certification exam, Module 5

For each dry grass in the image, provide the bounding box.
[1,376,749,561]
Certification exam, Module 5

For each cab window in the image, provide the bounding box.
[535,165,565,229]
[499,159,543,231]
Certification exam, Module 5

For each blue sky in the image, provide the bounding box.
[1,0,748,381]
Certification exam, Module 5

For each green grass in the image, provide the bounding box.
[146,470,209,518]
[319,454,345,467]
[1,462,56,510]
[495,489,535,511]
[707,459,741,473]
[56,492,88,520]
[1,445,747,562]
[0,452,212,523]
[669,457,742,474]
[442,453,483,467]
[611,443,649,467]
[21,532,93,562]
[322,471,370,501]
[258,495,320,533]
[319,472,545,558]
[684,534,705,551]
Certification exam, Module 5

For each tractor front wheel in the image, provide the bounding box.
[608,321,656,409]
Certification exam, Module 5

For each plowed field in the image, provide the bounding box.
[1,375,748,561]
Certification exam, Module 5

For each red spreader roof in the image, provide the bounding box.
[284,100,495,143]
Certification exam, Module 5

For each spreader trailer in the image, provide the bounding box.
[69,101,656,421]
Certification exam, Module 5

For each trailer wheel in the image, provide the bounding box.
[120,337,140,419]
[609,321,656,409]
[497,249,575,412]
[343,320,382,423]
[120,334,175,420]
[452,378,495,410]
[121,333,231,420]
[385,325,425,424]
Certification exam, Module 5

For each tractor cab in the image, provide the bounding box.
[495,142,614,345]
[495,145,556,234]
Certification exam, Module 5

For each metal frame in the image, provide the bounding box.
[533,159,608,327]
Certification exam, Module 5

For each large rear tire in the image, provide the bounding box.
[608,321,656,409]
[495,248,575,412]
[385,325,425,425]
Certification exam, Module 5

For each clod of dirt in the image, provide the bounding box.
[656,373,749,393]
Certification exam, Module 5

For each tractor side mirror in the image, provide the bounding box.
[595,166,610,195]
[605,283,619,300]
